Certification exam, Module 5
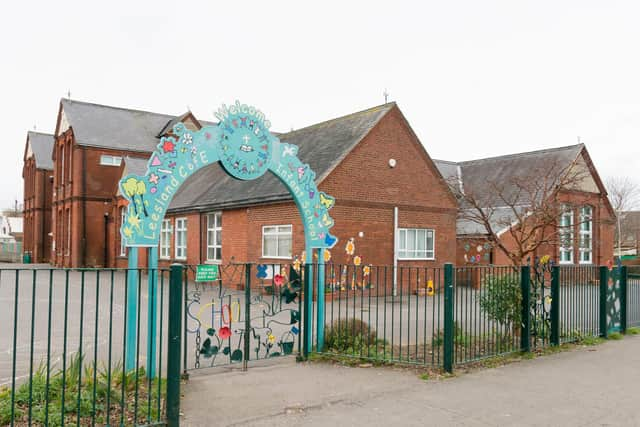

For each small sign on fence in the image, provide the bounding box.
[195,264,219,282]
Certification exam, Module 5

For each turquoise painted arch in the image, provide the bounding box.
[118,103,337,370]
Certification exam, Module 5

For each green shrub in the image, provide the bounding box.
[324,319,378,354]
[478,273,522,335]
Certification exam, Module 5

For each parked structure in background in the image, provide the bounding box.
[22,98,614,269]
[22,131,53,262]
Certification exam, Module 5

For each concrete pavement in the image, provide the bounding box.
[182,335,640,426]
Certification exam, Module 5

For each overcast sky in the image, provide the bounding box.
[3,0,639,209]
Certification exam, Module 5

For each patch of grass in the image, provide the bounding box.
[419,373,430,381]
[0,354,166,426]
[626,327,640,335]
[581,336,605,346]
[608,332,623,340]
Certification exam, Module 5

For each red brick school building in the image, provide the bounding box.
[22,99,614,269]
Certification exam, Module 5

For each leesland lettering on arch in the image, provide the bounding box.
[119,101,338,250]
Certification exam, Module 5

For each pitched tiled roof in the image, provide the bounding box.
[168,103,395,212]
[60,98,177,152]
[122,156,150,176]
[435,144,585,235]
[27,131,54,170]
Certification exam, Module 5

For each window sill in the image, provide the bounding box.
[398,258,436,261]
[204,259,222,264]
[261,256,292,261]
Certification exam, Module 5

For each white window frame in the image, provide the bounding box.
[397,228,435,260]
[159,219,172,260]
[262,225,293,259]
[174,217,187,260]
[100,155,122,167]
[559,205,574,264]
[206,212,222,263]
[119,207,127,256]
[578,205,593,264]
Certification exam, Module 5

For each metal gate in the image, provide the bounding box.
[605,264,623,334]
[181,264,303,374]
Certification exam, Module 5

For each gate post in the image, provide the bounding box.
[167,264,184,427]
[302,263,312,358]
[550,266,560,346]
[520,265,531,352]
[443,263,454,373]
[243,264,252,371]
[599,266,608,338]
[621,266,628,333]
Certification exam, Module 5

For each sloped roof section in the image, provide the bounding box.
[169,103,395,212]
[27,131,54,170]
[60,98,176,152]
[122,156,149,177]
[453,144,584,207]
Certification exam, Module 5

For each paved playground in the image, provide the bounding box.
[182,335,640,426]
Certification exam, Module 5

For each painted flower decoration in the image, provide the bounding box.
[218,326,232,340]
[274,274,285,286]
[544,295,552,306]
[183,133,193,144]
[323,249,332,263]
[345,238,355,256]
[301,251,306,263]
[540,255,551,265]
[267,334,276,344]
[161,139,175,153]
[363,265,371,276]
[353,256,362,266]
[148,173,159,185]
[293,258,301,272]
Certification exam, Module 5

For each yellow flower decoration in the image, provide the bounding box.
[301,251,306,263]
[123,226,133,238]
[293,258,301,272]
[540,255,551,265]
[127,213,142,230]
[267,334,276,344]
[353,256,362,266]
[323,249,332,263]
[345,238,355,256]
[363,265,371,276]
[544,295,552,306]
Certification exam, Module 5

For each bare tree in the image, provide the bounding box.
[606,176,640,252]
[451,160,591,267]
[606,176,640,212]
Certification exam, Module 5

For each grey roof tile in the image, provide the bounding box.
[439,144,584,235]
[168,103,395,212]
[27,131,54,170]
[60,98,176,152]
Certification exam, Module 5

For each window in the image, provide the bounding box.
[397,228,435,260]
[262,225,292,259]
[579,205,593,264]
[100,155,122,167]
[174,218,187,260]
[206,213,222,262]
[60,145,65,184]
[559,205,574,264]
[65,208,71,256]
[160,219,171,259]
[119,207,127,256]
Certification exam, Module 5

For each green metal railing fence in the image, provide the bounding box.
[312,264,445,366]
[0,267,172,426]
[308,262,636,372]
[628,267,640,328]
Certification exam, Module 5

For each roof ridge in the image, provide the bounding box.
[27,130,54,137]
[432,159,458,165]
[61,98,177,118]
[459,143,585,165]
[278,102,396,137]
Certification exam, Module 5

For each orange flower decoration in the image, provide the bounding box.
[323,249,332,262]
[345,238,355,256]
[353,256,362,266]
[363,265,371,276]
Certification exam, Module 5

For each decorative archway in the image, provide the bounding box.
[119,101,337,372]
